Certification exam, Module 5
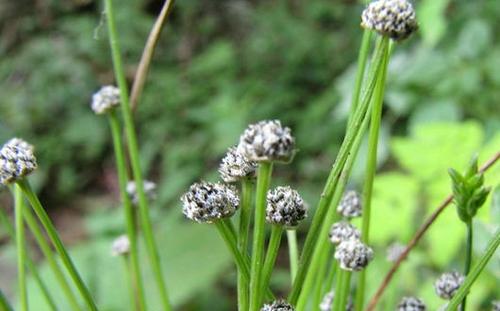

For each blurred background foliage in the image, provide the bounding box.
[0,0,499,310]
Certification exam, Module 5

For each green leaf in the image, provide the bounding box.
[417,0,451,46]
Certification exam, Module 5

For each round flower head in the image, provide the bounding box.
[386,242,406,262]
[0,138,37,185]
[337,190,362,218]
[91,85,121,115]
[434,271,465,300]
[266,186,307,228]
[238,120,295,163]
[261,300,295,311]
[111,235,130,256]
[334,238,374,271]
[329,221,361,245]
[319,291,353,311]
[181,182,239,223]
[219,146,257,183]
[397,297,426,311]
[361,0,418,41]
[126,180,157,205]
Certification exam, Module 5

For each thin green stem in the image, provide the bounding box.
[312,245,330,310]
[108,111,147,311]
[354,38,391,311]
[445,230,500,311]
[238,179,253,311]
[460,221,473,311]
[103,0,172,309]
[323,261,338,294]
[249,162,273,311]
[17,179,97,310]
[333,269,352,311]
[23,206,81,311]
[14,185,28,311]
[121,256,136,311]
[289,36,389,304]
[286,230,299,283]
[0,288,14,311]
[261,225,284,299]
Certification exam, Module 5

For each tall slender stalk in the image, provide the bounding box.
[311,245,330,310]
[17,179,97,311]
[249,162,273,311]
[0,209,58,311]
[445,230,500,311]
[460,221,473,311]
[13,185,28,311]
[354,38,390,311]
[238,179,253,311]
[103,0,172,309]
[108,110,147,311]
[261,225,284,297]
[286,230,299,283]
[23,209,81,311]
[333,269,352,311]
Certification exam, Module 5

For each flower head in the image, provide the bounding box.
[337,190,362,218]
[126,180,157,205]
[361,0,418,41]
[434,271,465,300]
[397,297,426,311]
[91,85,121,115]
[329,221,361,245]
[266,186,307,228]
[111,235,130,256]
[0,138,37,185]
[238,120,295,163]
[319,291,353,311]
[219,146,257,183]
[334,238,374,271]
[492,301,500,311]
[181,182,239,223]
[386,242,406,262]
[261,300,295,311]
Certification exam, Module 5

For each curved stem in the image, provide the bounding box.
[103,0,172,309]
[108,111,147,311]
[261,225,284,298]
[286,230,299,283]
[17,179,97,310]
[460,221,473,311]
[445,230,500,311]
[238,179,253,311]
[14,185,28,311]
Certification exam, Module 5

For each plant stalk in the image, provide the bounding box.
[238,179,253,311]
[333,269,352,311]
[261,225,284,299]
[460,221,473,311]
[14,185,28,311]
[286,229,299,283]
[103,0,172,309]
[0,288,14,311]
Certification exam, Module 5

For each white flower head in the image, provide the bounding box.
[91,85,121,115]
[334,238,374,271]
[111,235,130,256]
[266,186,307,228]
[0,138,37,185]
[219,146,257,183]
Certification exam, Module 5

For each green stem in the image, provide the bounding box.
[261,225,284,298]
[286,230,299,283]
[103,0,172,309]
[289,36,389,304]
[323,261,338,294]
[14,185,28,311]
[445,230,500,311]
[249,162,273,311]
[460,221,473,311]
[312,245,331,310]
[0,288,14,311]
[122,256,136,311]
[354,38,391,311]
[108,111,147,311]
[23,205,81,311]
[238,179,253,311]
[333,269,352,311]
[17,179,97,310]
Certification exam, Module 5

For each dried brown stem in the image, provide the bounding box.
[130,0,175,111]
[365,151,500,311]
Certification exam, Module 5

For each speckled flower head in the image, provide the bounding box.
[0,138,37,185]
[266,186,307,228]
[238,120,295,163]
[91,85,121,115]
[334,238,374,271]
[434,271,465,300]
[126,180,157,205]
[181,182,239,223]
[111,235,130,256]
[361,0,418,41]
[319,291,353,311]
[386,242,406,262]
[329,221,361,245]
[219,146,257,183]
[492,301,500,311]
[337,190,362,218]
[397,297,426,311]
[261,300,295,311]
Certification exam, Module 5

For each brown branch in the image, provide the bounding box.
[365,151,500,311]
[130,0,175,111]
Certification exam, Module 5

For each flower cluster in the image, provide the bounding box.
[434,271,465,300]
[334,238,374,271]
[266,186,307,228]
[0,138,37,185]
[91,85,121,115]
[319,291,353,311]
[337,190,362,218]
[111,235,130,256]
[397,296,426,311]
[261,300,295,311]
[219,146,257,183]
[329,221,361,245]
[126,180,157,205]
